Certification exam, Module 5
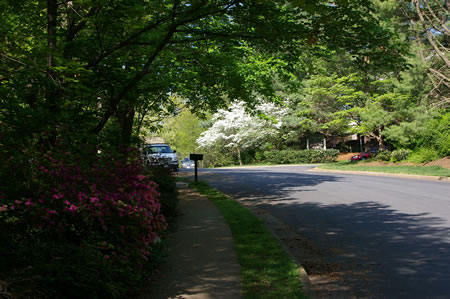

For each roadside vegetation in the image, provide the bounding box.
[319,161,450,177]
[0,148,176,298]
[184,180,306,298]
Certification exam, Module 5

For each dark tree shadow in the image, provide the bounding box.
[200,167,450,298]
[198,167,343,202]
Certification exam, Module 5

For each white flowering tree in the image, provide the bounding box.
[197,101,286,165]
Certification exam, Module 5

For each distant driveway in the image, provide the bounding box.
[193,165,450,298]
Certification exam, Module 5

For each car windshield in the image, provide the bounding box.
[147,145,173,154]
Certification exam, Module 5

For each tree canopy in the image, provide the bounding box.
[160,0,449,166]
[1,0,402,151]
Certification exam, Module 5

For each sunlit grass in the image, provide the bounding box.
[319,161,450,177]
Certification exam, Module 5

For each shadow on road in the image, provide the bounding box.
[201,168,450,298]
[269,200,450,298]
[200,168,345,202]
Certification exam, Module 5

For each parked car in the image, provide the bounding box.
[143,143,179,172]
[349,148,379,162]
[181,158,195,169]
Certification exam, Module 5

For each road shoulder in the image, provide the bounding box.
[309,167,450,182]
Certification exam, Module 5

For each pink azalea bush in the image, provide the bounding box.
[3,147,167,261]
[0,144,169,297]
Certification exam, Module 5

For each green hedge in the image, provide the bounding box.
[374,150,392,161]
[263,149,339,164]
[391,149,411,162]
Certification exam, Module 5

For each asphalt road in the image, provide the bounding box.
[191,165,450,298]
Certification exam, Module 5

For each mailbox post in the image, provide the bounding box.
[189,153,203,182]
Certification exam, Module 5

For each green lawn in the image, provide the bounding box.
[318,161,450,177]
[178,178,306,298]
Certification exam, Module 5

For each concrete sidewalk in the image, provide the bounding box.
[142,183,242,299]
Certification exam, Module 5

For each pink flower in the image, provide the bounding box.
[46,208,58,215]
[53,193,64,199]
[66,204,78,213]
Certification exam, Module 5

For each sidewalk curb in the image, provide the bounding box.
[309,167,450,182]
[253,211,318,299]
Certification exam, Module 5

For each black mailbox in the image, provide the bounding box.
[189,153,203,182]
[189,153,203,161]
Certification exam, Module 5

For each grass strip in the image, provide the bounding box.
[183,179,306,299]
[319,161,450,177]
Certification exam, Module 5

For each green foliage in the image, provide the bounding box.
[416,112,450,157]
[147,166,178,218]
[202,148,236,168]
[1,239,130,298]
[407,147,440,163]
[160,106,205,160]
[1,0,397,152]
[374,150,392,161]
[390,149,411,162]
[385,111,450,161]
[383,109,435,149]
[263,149,339,164]
[299,73,366,137]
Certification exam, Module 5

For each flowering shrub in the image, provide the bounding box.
[4,148,167,259]
[0,145,168,297]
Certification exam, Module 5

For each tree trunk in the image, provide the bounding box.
[43,0,60,148]
[91,26,177,135]
[47,0,57,68]
[359,135,364,152]
[376,127,385,149]
[118,106,135,147]
[46,0,58,108]
[237,148,243,166]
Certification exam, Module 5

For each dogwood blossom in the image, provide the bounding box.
[197,100,286,164]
